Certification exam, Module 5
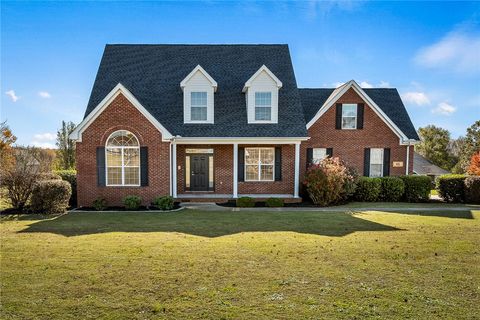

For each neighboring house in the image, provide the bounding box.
[70,44,419,206]
[413,151,450,180]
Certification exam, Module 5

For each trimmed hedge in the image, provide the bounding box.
[236,197,255,207]
[465,176,480,204]
[380,177,405,202]
[31,180,71,214]
[436,174,467,203]
[123,195,142,210]
[400,175,431,202]
[54,170,77,208]
[93,197,107,211]
[37,172,62,181]
[354,177,382,202]
[265,198,284,207]
[153,196,175,210]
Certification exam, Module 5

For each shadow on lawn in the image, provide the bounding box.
[19,210,403,238]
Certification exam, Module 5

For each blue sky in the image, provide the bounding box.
[1,1,479,147]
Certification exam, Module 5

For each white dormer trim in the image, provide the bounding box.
[181,65,216,124]
[242,65,282,92]
[180,65,217,92]
[305,80,412,144]
[69,83,173,142]
[243,65,282,124]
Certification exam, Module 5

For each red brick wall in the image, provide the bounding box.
[75,93,170,207]
[238,144,295,195]
[176,145,233,195]
[301,88,413,180]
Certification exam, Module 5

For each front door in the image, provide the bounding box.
[190,154,209,191]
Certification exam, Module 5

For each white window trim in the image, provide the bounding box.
[341,103,357,130]
[244,147,275,182]
[254,91,272,122]
[369,148,384,178]
[105,131,141,187]
[190,91,208,122]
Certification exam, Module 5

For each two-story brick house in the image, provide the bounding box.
[70,44,419,206]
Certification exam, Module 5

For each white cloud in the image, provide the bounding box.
[432,102,456,115]
[5,90,19,102]
[332,81,345,88]
[31,132,56,148]
[415,30,480,74]
[401,92,431,106]
[359,81,373,88]
[333,80,391,89]
[378,81,390,88]
[38,91,51,98]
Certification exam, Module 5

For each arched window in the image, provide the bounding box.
[106,130,140,186]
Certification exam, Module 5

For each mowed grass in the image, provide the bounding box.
[1,209,479,319]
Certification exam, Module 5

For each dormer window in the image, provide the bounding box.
[243,65,282,124]
[181,65,217,124]
[255,92,272,121]
[191,92,207,121]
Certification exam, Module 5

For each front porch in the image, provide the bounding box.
[171,138,305,201]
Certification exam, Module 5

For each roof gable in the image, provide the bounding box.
[242,65,283,92]
[180,65,218,91]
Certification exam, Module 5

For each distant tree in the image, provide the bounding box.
[416,125,453,170]
[456,120,480,173]
[449,137,466,173]
[468,151,480,176]
[56,121,76,170]
[0,121,17,170]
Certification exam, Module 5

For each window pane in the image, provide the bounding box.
[185,156,190,188]
[342,117,356,129]
[124,167,140,185]
[191,106,207,121]
[245,148,259,164]
[260,165,274,181]
[106,148,122,166]
[255,92,271,106]
[370,148,383,164]
[209,156,214,188]
[370,164,383,177]
[255,106,271,121]
[312,148,327,164]
[107,167,122,185]
[107,130,139,146]
[260,148,274,164]
[342,104,357,117]
[124,149,139,166]
[245,165,258,181]
[191,92,207,107]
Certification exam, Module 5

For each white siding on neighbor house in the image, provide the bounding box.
[246,70,279,124]
[183,70,215,124]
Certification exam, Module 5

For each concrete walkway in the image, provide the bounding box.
[181,202,479,212]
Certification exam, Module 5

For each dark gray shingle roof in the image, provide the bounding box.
[413,152,450,176]
[85,44,308,137]
[299,88,420,140]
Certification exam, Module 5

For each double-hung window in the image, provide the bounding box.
[106,130,140,186]
[369,148,384,177]
[342,104,357,129]
[191,91,207,121]
[255,92,272,121]
[245,147,274,181]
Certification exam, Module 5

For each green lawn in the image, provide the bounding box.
[1,209,479,319]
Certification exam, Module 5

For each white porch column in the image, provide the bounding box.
[294,142,300,198]
[233,143,238,198]
[172,142,177,198]
[405,144,410,175]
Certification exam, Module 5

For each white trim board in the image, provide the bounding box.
[242,65,283,92]
[180,65,218,92]
[305,80,413,144]
[69,83,173,142]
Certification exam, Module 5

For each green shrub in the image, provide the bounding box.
[464,176,480,204]
[265,198,284,207]
[93,197,107,211]
[436,174,466,203]
[380,177,405,202]
[400,175,431,202]
[153,196,175,210]
[303,157,356,206]
[123,195,142,210]
[37,172,62,181]
[236,197,255,207]
[54,170,77,208]
[30,180,71,214]
[354,177,382,202]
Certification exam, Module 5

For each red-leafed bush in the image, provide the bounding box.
[303,157,356,206]
[467,151,480,176]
